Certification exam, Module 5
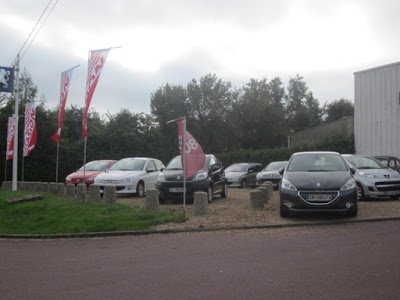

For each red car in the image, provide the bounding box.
[65,160,117,186]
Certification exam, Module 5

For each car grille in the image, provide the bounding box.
[298,191,339,205]
[375,181,400,192]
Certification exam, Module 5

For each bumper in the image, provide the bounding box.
[93,182,137,194]
[280,188,357,213]
[358,180,400,198]
[257,178,281,188]
[156,179,210,200]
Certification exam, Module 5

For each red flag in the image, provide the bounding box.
[23,101,37,157]
[6,116,15,160]
[51,67,75,143]
[176,117,206,179]
[82,49,110,138]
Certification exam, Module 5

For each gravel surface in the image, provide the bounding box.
[117,188,400,231]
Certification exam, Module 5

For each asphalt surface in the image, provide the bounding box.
[1,220,400,299]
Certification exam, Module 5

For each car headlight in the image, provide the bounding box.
[120,176,135,183]
[392,171,400,177]
[340,178,356,191]
[256,173,262,179]
[157,173,165,182]
[194,171,208,181]
[359,172,375,178]
[94,177,101,183]
[281,178,297,191]
[66,176,71,181]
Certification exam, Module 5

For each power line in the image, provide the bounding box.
[11,0,60,65]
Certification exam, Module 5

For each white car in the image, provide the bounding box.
[342,154,400,200]
[94,157,164,197]
[256,161,288,189]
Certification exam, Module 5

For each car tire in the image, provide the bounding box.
[221,183,228,198]
[137,181,145,197]
[280,202,290,218]
[207,186,213,203]
[241,179,247,189]
[356,183,365,201]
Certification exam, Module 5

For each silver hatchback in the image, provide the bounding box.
[342,154,400,200]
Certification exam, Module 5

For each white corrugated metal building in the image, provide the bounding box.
[354,62,400,157]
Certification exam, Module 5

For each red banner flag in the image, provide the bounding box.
[51,67,75,143]
[6,116,15,160]
[23,101,37,157]
[82,49,110,138]
[176,117,206,179]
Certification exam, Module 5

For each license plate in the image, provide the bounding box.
[169,187,185,193]
[385,191,400,195]
[308,194,332,201]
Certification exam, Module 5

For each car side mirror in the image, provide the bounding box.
[160,167,164,172]
[279,168,285,175]
[248,168,254,173]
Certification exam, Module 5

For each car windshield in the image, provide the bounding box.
[79,161,111,171]
[344,156,386,169]
[287,153,348,172]
[263,161,287,171]
[166,156,209,170]
[225,164,248,172]
[110,159,146,171]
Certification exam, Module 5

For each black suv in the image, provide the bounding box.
[156,154,227,203]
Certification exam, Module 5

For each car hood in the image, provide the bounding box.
[96,170,145,180]
[67,171,103,179]
[284,171,351,190]
[355,168,399,179]
[161,169,205,181]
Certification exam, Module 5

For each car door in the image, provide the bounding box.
[247,164,257,186]
[393,158,400,172]
[143,160,158,189]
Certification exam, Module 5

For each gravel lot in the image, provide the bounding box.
[117,188,400,231]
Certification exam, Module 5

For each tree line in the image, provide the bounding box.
[0,70,354,184]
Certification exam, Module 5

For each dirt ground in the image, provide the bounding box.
[117,188,400,231]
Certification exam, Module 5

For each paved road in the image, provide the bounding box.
[1,220,400,299]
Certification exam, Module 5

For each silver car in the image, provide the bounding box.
[94,157,164,197]
[256,161,288,189]
[342,154,400,200]
[225,163,263,188]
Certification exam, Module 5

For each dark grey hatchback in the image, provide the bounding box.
[156,154,227,203]
[280,151,357,218]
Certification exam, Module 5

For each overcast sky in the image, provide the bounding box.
[1,0,400,117]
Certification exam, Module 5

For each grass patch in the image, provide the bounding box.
[0,191,185,234]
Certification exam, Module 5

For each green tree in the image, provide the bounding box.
[285,75,322,132]
[323,98,354,122]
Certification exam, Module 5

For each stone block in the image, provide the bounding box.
[56,183,65,196]
[65,184,75,198]
[87,185,101,202]
[257,186,268,204]
[41,182,50,193]
[144,189,160,211]
[49,182,58,194]
[250,190,264,209]
[194,191,208,216]
[76,184,86,201]
[103,186,116,204]
[1,181,11,190]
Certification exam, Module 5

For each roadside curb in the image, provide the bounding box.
[1,216,400,239]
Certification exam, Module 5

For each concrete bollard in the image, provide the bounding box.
[19,181,27,191]
[194,191,208,216]
[56,183,65,196]
[41,182,50,193]
[1,181,11,190]
[250,190,264,209]
[31,182,40,192]
[257,186,269,204]
[25,182,33,192]
[65,184,75,198]
[76,184,86,201]
[49,182,58,194]
[103,186,116,204]
[144,189,159,211]
[87,185,101,202]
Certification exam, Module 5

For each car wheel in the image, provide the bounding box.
[241,179,247,189]
[207,186,213,203]
[356,183,365,201]
[221,183,228,198]
[389,195,400,200]
[280,202,290,218]
[137,181,145,197]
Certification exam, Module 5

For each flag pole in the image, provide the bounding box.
[12,54,20,191]
[183,117,187,214]
[55,143,60,183]
[83,137,87,186]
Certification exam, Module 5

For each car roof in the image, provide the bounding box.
[292,151,340,156]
